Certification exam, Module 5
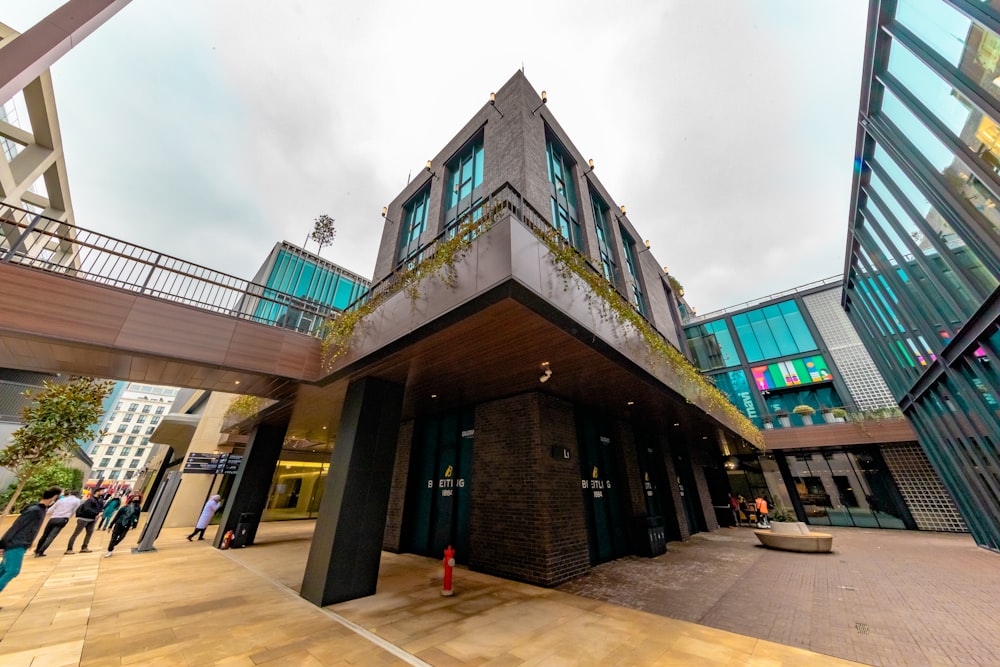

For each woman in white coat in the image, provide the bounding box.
[186,494,222,541]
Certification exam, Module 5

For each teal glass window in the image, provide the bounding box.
[731,300,816,363]
[685,319,740,371]
[253,247,368,330]
[590,192,617,284]
[546,135,582,250]
[620,228,648,316]
[445,134,485,236]
[711,370,760,426]
[399,187,430,264]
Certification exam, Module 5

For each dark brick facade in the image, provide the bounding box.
[467,392,590,587]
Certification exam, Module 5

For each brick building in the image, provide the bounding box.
[224,71,763,606]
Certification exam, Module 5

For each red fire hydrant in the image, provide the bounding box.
[441,545,456,597]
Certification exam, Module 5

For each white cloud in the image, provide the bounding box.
[4,0,868,311]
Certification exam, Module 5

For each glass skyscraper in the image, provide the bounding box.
[845,0,1000,551]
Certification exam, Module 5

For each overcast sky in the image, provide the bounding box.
[5,1,868,314]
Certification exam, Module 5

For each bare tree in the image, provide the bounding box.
[309,214,337,255]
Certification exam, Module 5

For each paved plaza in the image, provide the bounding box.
[559,526,1000,666]
[0,519,995,666]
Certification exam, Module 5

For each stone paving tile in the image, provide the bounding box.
[558,526,1000,666]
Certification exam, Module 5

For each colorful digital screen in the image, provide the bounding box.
[752,355,832,391]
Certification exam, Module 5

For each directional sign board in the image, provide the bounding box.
[221,455,243,474]
[183,453,221,474]
[183,453,244,475]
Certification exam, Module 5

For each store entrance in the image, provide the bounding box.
[576,410,630,565]
[401,408,474,563]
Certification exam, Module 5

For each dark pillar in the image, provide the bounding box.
[301,377,404,606]
[212,421,288,548]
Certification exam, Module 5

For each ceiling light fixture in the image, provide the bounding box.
[539,361,552,383]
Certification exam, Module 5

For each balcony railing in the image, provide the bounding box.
[0,205,333,336]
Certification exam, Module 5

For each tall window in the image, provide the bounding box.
[590,193,617,285]
[685,320,740,371]
[731,300,817,363]
[445,134,485,237]
[398,186,430,265]
[620,228,648,316]
[546,135,582,250]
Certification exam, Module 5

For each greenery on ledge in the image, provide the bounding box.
[224,394,265,422]
[320,205,501,368]
[317,199,762,448]
[533,224,763,447]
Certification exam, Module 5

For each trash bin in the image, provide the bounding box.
[634,515,667,557]
[232,512,255,548]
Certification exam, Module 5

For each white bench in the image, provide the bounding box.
[754,522,833,553]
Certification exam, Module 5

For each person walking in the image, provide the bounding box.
[187,494,222,541]
[34,490,82,557]
[65,489,106,554]
[728,493,741,528]
[105,496,141,558]
[0,487,61,599]
[755,494,770,528]
[98,494,121,531]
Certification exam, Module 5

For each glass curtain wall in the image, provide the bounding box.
[254,248,367,332]
[262,457,329,521]
[783,446,911,529]
[845,0,1000,549]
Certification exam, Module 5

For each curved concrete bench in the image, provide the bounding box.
[754,522,833,553]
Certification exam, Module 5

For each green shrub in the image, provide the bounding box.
[0,461,82,512]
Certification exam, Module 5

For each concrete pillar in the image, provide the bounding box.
[301,377,404,606]
[212,421,288,548]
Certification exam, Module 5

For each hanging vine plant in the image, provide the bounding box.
[319,194,761,447]
[320,204,502,367]
[534,225,762,446]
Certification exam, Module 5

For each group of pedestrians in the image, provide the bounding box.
[32,488,139,558]
[728,492,771,527]
[0,487,144,602]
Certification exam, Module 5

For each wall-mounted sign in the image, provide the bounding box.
[752,355,832,391]
[551,446,571,460]
[427,464,465,497]
[581,466,612,498]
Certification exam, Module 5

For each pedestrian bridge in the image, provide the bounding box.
[0,205,326,398]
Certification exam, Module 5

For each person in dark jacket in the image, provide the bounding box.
[0,487,62,596]
[104,496,141,558]
[65,489,106,554]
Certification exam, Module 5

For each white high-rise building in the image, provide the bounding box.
[88,383,179,492]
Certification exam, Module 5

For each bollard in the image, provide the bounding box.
[441,545,456,596]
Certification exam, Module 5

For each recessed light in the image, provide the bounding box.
[234,380,240,385]
[627,401,634,406]
[673,423,680,427]
[702,436,708,440]
[431,394,438,398]
[322,426,327,430]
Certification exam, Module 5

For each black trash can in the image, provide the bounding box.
[634,515,667,557]
[646,515,667,556]
[232,512,255,548]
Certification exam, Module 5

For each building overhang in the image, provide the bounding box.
[299,210,760,453]
[148,414,201,449]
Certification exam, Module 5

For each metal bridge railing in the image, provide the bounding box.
[0,205,333,336]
